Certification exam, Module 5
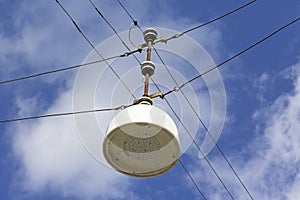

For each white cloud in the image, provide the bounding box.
[15,96,39,116]
[245,61,300,199]
[0,1,97,83]
[11,89,135,200]
[187,60,300,199]
[254,72,270,102]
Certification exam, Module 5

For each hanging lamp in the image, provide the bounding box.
[103,28,180,177]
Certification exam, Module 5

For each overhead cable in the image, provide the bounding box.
[179,159,207,200]
[153,40,254,198]
[162,17,300,97]
[85,3,210,198]
[117,0,257,41]
[158,47,254,198]
[55,0,137,99]
[0,49,141,85]
[117,1,238,198]
[163,94,235,199]
[117,0,140,30]
[165,0,256,42]
[157,18,300,199]
[0,104,130,123]
[86,0,142,65]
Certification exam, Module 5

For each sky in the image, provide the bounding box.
[0,0,300,199]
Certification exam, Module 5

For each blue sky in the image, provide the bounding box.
[0,0,300,199]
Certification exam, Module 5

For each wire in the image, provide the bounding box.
[179,159,207,200]
[164,95,235,199]
[83,9,216,197]
[87,0,142,67]
[129,23,139,48]
[117,1,236,198]
[116,0,140,30]
[159,50,254,198]
[48,7,206,199]
[83,7,210,198]
[88,0,126,46]
[117,0,257,42]
[0,49,141,85]
[55,0,137,99]
[165,0,256,41]
[153,36,255,198]
[157,18,300,199]
[156,47,254,198]
[163,17,300,97]
[157,17,300,200]
[0,104,130,123]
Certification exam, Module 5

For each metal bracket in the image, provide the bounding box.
[138,37,168,49]
[133,92,164,105]
[149,92,164,99]
[133,96,153,105]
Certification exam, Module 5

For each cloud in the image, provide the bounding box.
[187,60,300,199]
[245,61,300,199]
[11,89,135,200]
[0,1,98,83]
[254,72,270,102]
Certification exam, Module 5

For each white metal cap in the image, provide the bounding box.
[103,104,180,177]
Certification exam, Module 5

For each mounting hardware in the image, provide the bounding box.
[133,96,153,105]
[149,92,164,99]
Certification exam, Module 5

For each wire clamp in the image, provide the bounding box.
[118,105,126,110]
[173,86,180,91]
[138,37,168,49]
